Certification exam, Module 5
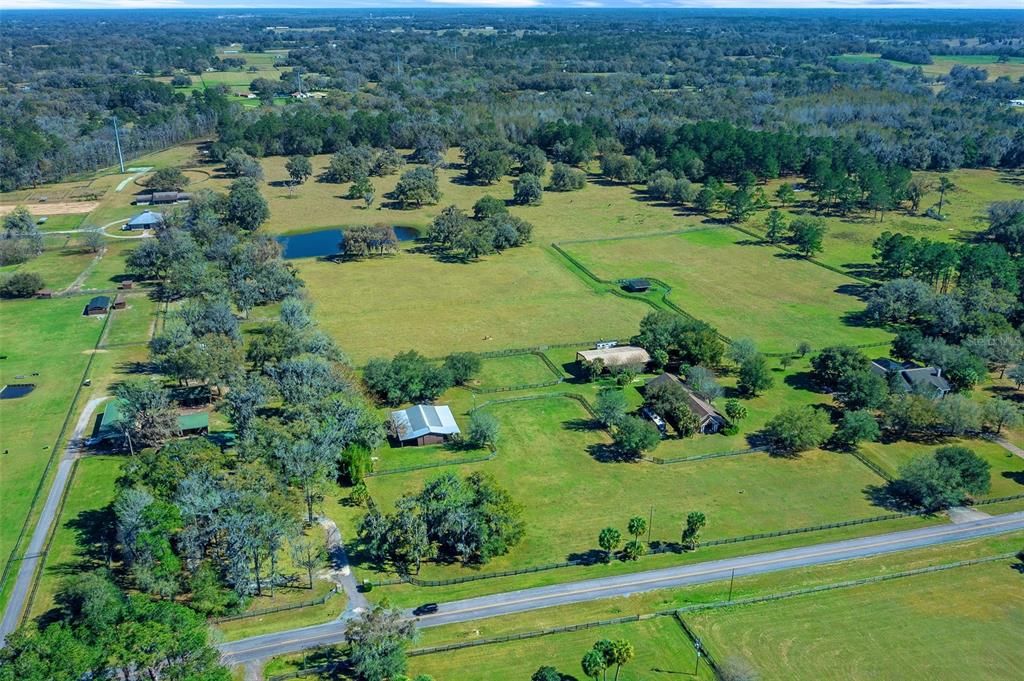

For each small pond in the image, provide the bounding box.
[276,226,419,260]
[0,383,36,399]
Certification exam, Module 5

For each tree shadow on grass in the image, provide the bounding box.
[985,385,1023,405]
[864,481,922,512]
[65,506,117,568]
[565,549,607,565]
[587,442,638,463]
[563,417,600,432]
[1001,470,1024,488]
[783,371,820,394]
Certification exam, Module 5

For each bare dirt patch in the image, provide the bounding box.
[0,201,100,216]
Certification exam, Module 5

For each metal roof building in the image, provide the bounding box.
[576,345,651,369]
[84,296,111,316]
[390,404,461,446]
[124,211,164,230]
[93,399,209,443]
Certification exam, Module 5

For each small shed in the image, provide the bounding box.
[84,296,111,316]
[118,280,135,290]
[622,278,651,293]
[576,345,651,371]
[390,404,461,446]
[124,211,164,230]
[36,290,53,299]
[112,294,127,310]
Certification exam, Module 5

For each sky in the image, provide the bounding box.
[1,0,1022,10]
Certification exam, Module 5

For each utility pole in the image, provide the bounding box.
[647,505,653,544]
[112,116,125,173]
[728,568,735,601]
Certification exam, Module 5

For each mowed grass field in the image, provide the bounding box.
[409,616,714,681]
[858,438,1024,499]
[297,246,648,363]
[688,557,1024,681]
[360,395,889,581]
[563,228,891,353]
[0,298,106,576]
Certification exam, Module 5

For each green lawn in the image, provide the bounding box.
[563,228,891,352]
[472,353,560,390]
[0,297,106,581]
[298,245,648,363]
[102,294,157,347]
[409,616,714,681]
[358,394,889,583]
[858,438,1024,499]
[28,455,122,618]
[688,557,1024,681]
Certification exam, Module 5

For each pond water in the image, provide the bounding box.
[276,226,418,259]
[0,383,35,399]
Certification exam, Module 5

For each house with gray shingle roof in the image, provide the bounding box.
[870,358,950,399]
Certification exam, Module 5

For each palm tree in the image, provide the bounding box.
[611,640,636,681]
[581,649,606,681]
[936,175,956,216]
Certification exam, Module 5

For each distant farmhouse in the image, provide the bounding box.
[124,210,165,231]
[577,345,651,372]
[869,358,950,399]
[645,373,727,435]
[390,404,461,446]
[134,191,191,206]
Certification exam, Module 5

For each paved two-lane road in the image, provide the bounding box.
[219,511,1024,665]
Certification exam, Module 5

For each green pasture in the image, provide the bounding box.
[28,455,122,619]
[358,394,889,582]
[748,169,1023,276]
[563,228,891,352]
[409,616,713,681]
[102,294,157,347]
[471,353,561,390]
[297,245,648,363]
[0,236,98,292]
[858,438,1024,499]
[688,556,1024,681]
[256,151,697,241]
[266,531,1021,679]
[0,297,106,576]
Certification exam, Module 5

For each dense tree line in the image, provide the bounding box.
[7,10,1024,190]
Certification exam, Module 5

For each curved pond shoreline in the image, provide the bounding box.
[276,226,420,259]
